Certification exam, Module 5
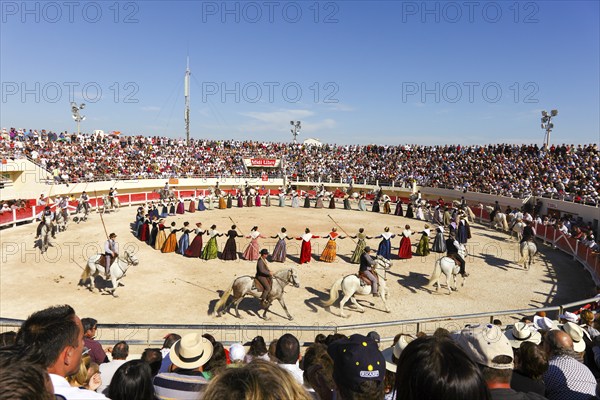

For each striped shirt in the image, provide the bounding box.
[154,372,208,400]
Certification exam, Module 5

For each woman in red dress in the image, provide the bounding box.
[297,228,319,264]
[185,222,205,257]
[398,224,413,259]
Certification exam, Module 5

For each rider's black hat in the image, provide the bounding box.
[260,248,269,255]
[364,246,372,252]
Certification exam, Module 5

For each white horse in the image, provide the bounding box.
[100,195,120,213]
[518,241,537,270]
[79,250,139,297]
[428,246,468,295]
[510,220,525,241]
[322,256,392,318]
[213,268,300,320]
[485,206,509,231]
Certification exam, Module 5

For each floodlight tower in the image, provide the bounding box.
[71,102,86,135]
[541,109,558,149]
[290,120,301,143]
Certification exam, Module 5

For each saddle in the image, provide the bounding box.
[358,272,378,287]
[446,254,460,266]
[252,277,272,292]
[98,254,117,268]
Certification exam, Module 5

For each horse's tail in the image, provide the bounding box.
[213,281,234,315]
[79,263,92,284]
[502,215,509,231]
[322,277,344,307]
[428,259,442,286]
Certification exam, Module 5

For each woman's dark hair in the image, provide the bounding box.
[281,227,287,233]
[394,336,490,400]
[204,342,227,379]
[247,336,268,356]
[517,342,548,380]
[107,360,155,400]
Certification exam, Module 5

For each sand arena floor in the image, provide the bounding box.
[0,201,594,343]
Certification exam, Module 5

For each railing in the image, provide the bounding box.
[1,297,596,347]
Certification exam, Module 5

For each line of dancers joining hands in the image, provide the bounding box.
[134,210,461,264]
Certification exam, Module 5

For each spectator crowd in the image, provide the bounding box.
[1,128,598,204]
[1,304,599,399]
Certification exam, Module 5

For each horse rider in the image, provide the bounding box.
[490,200,501,222]
[58,195,69,220]
[446,232,468,277]
[520,220,536,244]
[104,233,119,278]
[255,248,273,307]
[108,188,116,207]
[79,191,90,213]
[359,246,378,297]
[35,205,56,239]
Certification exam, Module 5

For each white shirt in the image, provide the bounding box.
[278,362,304,386]
[50,374,108,400]
[96,359,128,395]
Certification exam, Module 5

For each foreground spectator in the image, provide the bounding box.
[107,359,156,400]
[0,347,55,400]
[140,348,162,377]
[543,330,596,400]
[81,318,109,365]
[454,324,546,399]
[96,341,129,395]
[327,333,386,399]
[202,359,312,400]
[275,333,304,386]
[15,305,108,399]
[153,333,213,399]
[158,333,181,373]
[244,335,269,363]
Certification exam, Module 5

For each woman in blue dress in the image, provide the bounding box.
[375,227,396,260]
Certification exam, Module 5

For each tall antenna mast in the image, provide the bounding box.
[184,56,191,145]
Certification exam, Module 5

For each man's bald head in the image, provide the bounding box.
[544,330,574,357]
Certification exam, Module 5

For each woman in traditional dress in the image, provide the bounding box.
[221,225,241,261]
[149,204,159,220]
[398,225,413,259]
[448,220,458,237]
[291,192,299,208]
[154,219,167,250]
[375,227,395,260]
[350,228,372,264]
[185,223,205,257]
[405,203,414,219]
[218,195,227,210]
[297,228,319,264]
[188,197,196,213]
[168,202,176,216]
[206,193,214,210]
[197,196,207,211]
[271,227,291,262]
[303,193,311,208]
[159,203,168,218]
[315,194,324,209]
[415,224,431,256]
[139,216,150,242]
[201,225,222,260]
[246,193,253,207]
[243,226,266,261]
[134,208,145,233]
[264,191,271,207]
[371,196,380,213]
[443,207,452,226]
[328,194,336,209]
[162,222,179,253]
[255,193,262,207]
[176,199,185,214]
[237,191,244,208]
[149,217,159,247]
[278,192,286,207]
[432,226,446,253]
[343,194,351,210]
[358,192,367,211]
[457,217,469,244]
[226,193,232,208]
[177,222,191,255]
[394,198,404,216]
[382,195,391,214]
[319,228,344,263]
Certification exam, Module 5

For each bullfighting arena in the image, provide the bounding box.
[0,203,594,342]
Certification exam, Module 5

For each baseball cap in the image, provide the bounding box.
[327,334,385,391]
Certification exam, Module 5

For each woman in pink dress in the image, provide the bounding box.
[242,226,266,261]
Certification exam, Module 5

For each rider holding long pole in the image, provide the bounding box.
[104,233,119,279]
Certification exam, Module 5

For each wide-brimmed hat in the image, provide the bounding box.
[504,322,542,348]
[169,333,213,369]
[452,324,514,370]
[559,322,588,353]
[533,316,556,331]
[260,249,269,255]
[382,334,415,372]
[364,246,372,253]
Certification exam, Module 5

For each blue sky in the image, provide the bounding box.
[1,1,598,145]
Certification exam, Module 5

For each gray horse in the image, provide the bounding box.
[213,268,300,320]
[518,241,537,269]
